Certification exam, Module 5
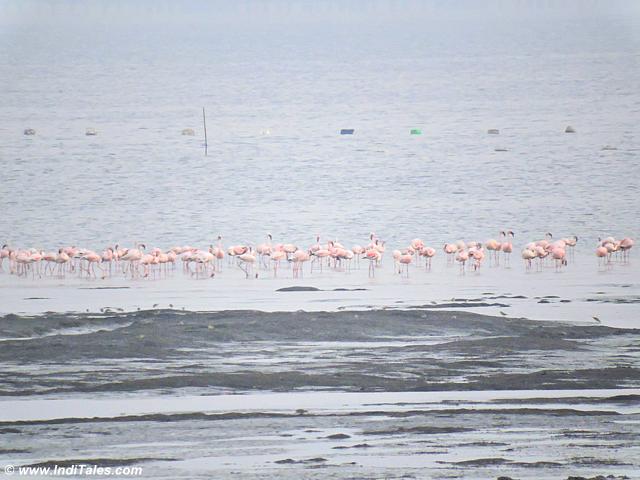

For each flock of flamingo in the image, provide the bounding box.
[0,232,634,281]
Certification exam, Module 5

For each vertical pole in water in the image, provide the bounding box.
[202,107,208,156]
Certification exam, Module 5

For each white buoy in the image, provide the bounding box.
[86,128,97,136]
[181,128,195,136]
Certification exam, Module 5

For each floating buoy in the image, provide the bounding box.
[181,128,195,136]
[602,145,617,151]
[565,126,575,133]
[86,128,97,136]
[494,147,508,152]
[23,128,36,136]
[340,129,354,135]
[410,128,422,135]
[260,129,271,136]
[487,129,500,135]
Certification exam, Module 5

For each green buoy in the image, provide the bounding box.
[410,129,422,135]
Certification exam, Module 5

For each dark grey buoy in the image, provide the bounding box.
[340,129,354,135]
[86,128,97,136]
[565,126,575,133]
[23,128,36,135]
[487,128,499,135]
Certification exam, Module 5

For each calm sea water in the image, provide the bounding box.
[1,1,639,250]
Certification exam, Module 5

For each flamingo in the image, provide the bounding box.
[191,249,215,278]
[256,234,273,268]
[596,245,609,268]
[292,250,310,278]
[443,243,457,264]
[535,245,548,271]
[270,249,286,277]
[392,249,402,272]
[485,236,500,266]
[311,246,330,273]
[552,246,567,272]
[351,244,364,269]
[282,243,298,261]
[421,246,436,270]
[364,249,381,278]
[237,248,256,279]
[42,250,58,275]
[101,247,114,276]
[120,244,145,278]
[0,244,10,270]
[522,247,536,271]
[81,250,103,278]
[564,235,578,259]
[472,247,485,271]
[620,237,634,263]
[501,231,514,266]
[54,248,70,277]
[398,253,412,277]
[410,239,424,263]
[455,249,469,274]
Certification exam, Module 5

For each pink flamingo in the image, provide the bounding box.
[535,245,548,271]
[443,243,457,264]
[42,250,58,275]
[256,234,273,269]
[364,249,381,278]
[311,246,330,273]
[455,249,469,274]
[283,243,298,262]
[238,248,256,279]
[270,249,286,277]
[472,247,485,272]
[522,247,536,271]
[101,247,114,276]
[501,231,514,266]
[552,246,567,272]
[54,248,70,277]
[0,244,11,271]
[485,236,500,266]
[166,250,177,271]
[620,237,634,263]
[564,235,578,259]
[596,245,609,268]
[81,250,103,279]
[398,253,412,277]
[191,250,215,279]
[351,244,364,269]
[410,239,424,263]
[120,244,145,278]
[392,249,402,272]
[292,250,310,278]
[421,247,436,270]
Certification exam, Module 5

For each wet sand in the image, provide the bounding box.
[0,307,639,478]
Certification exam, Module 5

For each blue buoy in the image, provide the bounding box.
[340,129,354,135]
